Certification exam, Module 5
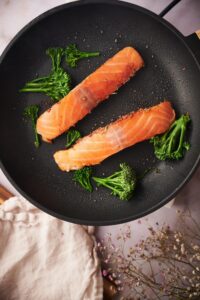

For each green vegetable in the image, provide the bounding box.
[93,163,137,201]
[20,48,71,101]
[66,129,81,148]
[65,44,100,68]
[150,114,191,160]
[23,105,40,148]
[73,167,93,192]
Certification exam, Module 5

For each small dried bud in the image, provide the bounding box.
[136,281,140,286]
[193,292,198,296]
[102,269,108,276]
[193,245,199,251]
[181,243,185,254]
[190,257,194,263]
[108,275,113,281]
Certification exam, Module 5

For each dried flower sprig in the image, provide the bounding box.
[98,211,200,299]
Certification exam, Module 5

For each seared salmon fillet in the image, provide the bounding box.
[36,47,144,142]
[54,101,175,171]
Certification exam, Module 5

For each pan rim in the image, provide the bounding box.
[0,0,199,225]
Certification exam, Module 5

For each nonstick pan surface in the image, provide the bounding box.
[0,0,200,225]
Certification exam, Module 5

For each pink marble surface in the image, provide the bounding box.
[0,0,200,241]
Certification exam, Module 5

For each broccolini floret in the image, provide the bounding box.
[73,167,93,192]
[20,48,71,101]
[66,129,81,148]
[150,114,190,160]
[93,163,137,201]
[65,44,100,68]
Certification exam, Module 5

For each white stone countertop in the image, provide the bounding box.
[0,0,200,244]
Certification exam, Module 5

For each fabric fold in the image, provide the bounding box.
[0,197,103,300]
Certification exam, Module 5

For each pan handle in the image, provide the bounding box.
[0,185,14,204]
[185,30,200,64]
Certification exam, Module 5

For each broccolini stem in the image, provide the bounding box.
[82,178,92,192]
[33,124,40,148]
[179,116,189,148]
[177,125,185,153]
[20,87,54,92]
[93,177,122,195]
[104,179,125,188]
[168,116,187,154]
[167,127,179,154]
[30,76,50,83]
[105,171,122,179]
[94,172,124,188]
[21,81,56,87]
[80,52,100,58]
[161,121,176,153]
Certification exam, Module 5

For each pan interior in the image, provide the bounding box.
[0,1,200,224]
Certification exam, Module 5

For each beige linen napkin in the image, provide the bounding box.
[0,197,103,300]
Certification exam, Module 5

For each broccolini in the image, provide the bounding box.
[65,44,100,68]
[93,163,137,201]
[20,48,71,101]
[150,114,190,160]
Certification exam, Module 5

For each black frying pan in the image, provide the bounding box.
[0,0,200,225]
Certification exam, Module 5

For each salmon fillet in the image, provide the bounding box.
[36,47,144,142]
[54,101,175,171]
